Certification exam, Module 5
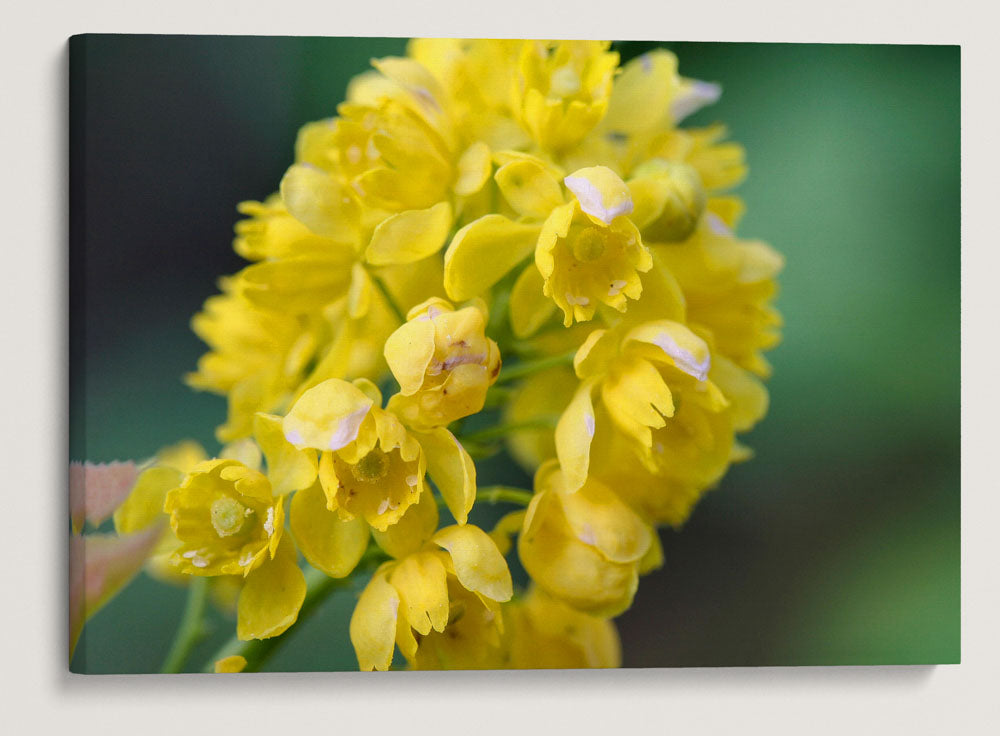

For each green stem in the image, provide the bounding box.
[201,551,387,673]
[370,272,407,325]
[477,485,535,507]
[495,350,576,384]
[458,416,559,444]
[160,576,209,674]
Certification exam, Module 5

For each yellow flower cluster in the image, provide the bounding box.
[139,39,782,671]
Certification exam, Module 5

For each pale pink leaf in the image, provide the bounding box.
[69,523,164,658]
[69,460,139,533]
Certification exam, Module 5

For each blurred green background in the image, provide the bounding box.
[69,37,959,672]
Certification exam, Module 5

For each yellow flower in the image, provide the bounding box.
[282,377,476,528]
[655,214,784,376]
[187,280,318,443]
[161,418,320,641]
[444,163,652,330]
[651,123,747,194]
[384,298,501,429]
[554,319,717,489]
[627,158,707,243]
[566,322,770,525]
[563,49,721,175]
[536,166,651,325]
[164,458,285,577]
[512,40,619,153]
[505,586,621,669]
[334,100,455,213]
[518,460,652,617]
[406,38,528,150]
[349,492,513,671]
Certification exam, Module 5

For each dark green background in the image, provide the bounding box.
[69,37,959,672]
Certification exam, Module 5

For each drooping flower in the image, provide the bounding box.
[559,319,769,525]
[349,491,513,671]
[518,460,653,617]
[654,213,784,377]
[505,586,621,669]
[384,297,501,429]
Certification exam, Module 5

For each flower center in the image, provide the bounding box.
[571,227,607,262]
[210,496,249,537]
[353,448,390,482]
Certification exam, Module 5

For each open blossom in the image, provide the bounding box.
[282,377,477,529]
[164,459,285,577]
[537,166,651,325]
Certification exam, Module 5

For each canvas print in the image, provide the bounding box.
[69,36,959,673]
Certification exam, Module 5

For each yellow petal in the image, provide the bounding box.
[509,263,556,339]
[219,438,263,471]
[238,253,354,313]
[601,356,674,447]
[156,440,208,474]
[624,320,712,382]
[563,166,633,225]
[372,486,439,560]
[383,315,437,395]
[283,378,374,451]
[236,536,306,640]
[433,524,514,603]
[555,377,599,492]
[350,567,399,671]
[494,157,564,219]
[602,50,679,134]
[638,530,664,575]
[371,56,450,133]
[279,164,358,242]
[413,427,476,524]
[518,491,638,618]
[389,551,450,636]
[365,201,453,266]
[352,377,384,406]
[572,328,613,379]
[559,478,652,564]
[453,142,492,196]
[112,466,183,534]
[347,262,373,319]
[213,655,247,673]
[443,215,540,301]
[253,413,318,496]
[290,480,369,577]
[671,77,721,123]
[710,354,769,432]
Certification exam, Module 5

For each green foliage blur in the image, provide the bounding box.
[70,37,959,672]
